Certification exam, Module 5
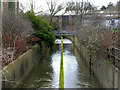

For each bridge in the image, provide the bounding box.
[53,30,76,36]
[53,30,76,44]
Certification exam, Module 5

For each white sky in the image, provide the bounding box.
[89,0,119,8]
[19,0,119,13]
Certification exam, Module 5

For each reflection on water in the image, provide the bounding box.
[51,50,79,88]
[20,39,101,88]
[55,39,72,44]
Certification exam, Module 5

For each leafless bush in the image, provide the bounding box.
[74,8,118,56]
[2,4,33,38]
[88,11,105,29]
[2,3,33,67]
[78,28,118,56]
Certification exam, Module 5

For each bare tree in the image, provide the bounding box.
[106,2,116,28]
[66,0,95,30]
[19,0,66,30]
[19,0,35,13]
[0,1,2,49]
[117,0,120,47]
[0,0,3,75]
[2,3,33,67]
[45,0,67,26]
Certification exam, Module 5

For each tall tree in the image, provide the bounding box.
[0,0,3,73]
[107,2,114,9]
[66,1,95,30]
[8,2,14,12]
[30,0,34,11]
[19,0,35,13]
[19,0,66,29]
[46,0,66,26]
[7,1,19,15]
[100,5,106,10]
[117,0,120,47]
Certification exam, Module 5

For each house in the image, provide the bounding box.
[53,2,95,30]
[54,15,76,30]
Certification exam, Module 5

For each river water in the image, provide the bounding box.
[20,39,101,88]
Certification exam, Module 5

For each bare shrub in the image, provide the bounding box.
[2,4,33,38]
[74,7,118,56]
[2,3,33,67]
[78,28,118,56]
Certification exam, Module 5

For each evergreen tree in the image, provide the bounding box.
[100,6,106,10]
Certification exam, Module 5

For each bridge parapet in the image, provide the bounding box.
[53,30,76,36]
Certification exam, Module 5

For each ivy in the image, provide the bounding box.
[24,11,56,47]
[8,2,14,12]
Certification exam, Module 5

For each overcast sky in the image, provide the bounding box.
[19,0,119,13]
[87,0,118,7]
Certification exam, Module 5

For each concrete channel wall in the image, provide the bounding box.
[74,37,120,89]
[93,56,119,88]
[1,44,47,88]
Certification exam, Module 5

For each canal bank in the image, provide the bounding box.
[18,39,101,88]
[74,37,120,89]
[1,44,50,88]
[1,38,109,88]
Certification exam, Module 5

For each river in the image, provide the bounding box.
[20,39,101,88]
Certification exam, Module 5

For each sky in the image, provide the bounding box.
[89,0,119,8]
[19,0,119,13]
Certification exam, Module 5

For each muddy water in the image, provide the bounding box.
[20,39,101,88]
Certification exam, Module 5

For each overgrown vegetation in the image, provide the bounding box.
[67,2,119,56]
[78,29,118,56]
[24,11,56,47]
[2,2,56,67]
[2,3,33,67]
[64,0,119,56]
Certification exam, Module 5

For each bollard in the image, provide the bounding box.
[59,37,64,89]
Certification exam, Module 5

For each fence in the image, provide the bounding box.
[109,47,120,69]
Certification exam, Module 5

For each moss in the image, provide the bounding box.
[59,37,64,88]
[1,44,42,88]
